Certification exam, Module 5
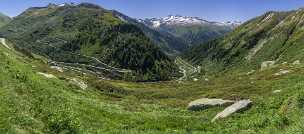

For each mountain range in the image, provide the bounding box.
[139,15,240,47]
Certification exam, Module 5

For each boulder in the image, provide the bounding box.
[273,90,281,93]
[212,99,252,122]
[282,61,288,65]
[292,60,300,65]
[274,70,290,76]
[261,61,275,70]
[188,98,234,111]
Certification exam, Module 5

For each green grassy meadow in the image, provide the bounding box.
[1,40,304,133]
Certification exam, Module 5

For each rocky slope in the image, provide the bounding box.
[0,3,180,81]
[140,15,239,46]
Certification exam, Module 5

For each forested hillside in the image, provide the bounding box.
[0,3,180,81]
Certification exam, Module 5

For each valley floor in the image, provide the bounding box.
[1,43,304,133]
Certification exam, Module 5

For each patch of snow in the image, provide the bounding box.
[140,15,241,28]
[152,20,161,28]
[58,3,66,7]
[221,21,242,27]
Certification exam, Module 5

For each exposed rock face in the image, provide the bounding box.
[69,78,88,90]
[212,99,252,122]
[188,98,234,111]
[261,61,275,70]
[50,66,64,72]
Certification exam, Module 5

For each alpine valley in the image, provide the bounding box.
[139,15,239,48]
[1,2,304,134]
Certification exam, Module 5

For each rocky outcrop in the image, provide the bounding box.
[37,72,56,79]
[292,60,300,65]
[273,90,281,93]
[69,78,88,90]
[261,61,275,70]
[274,70,290,76]
[212,99,252,122]
[0,38,11,49]
[188,98,234,111]
[50,66,64,72]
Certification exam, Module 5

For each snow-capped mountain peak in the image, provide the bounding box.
[139,15,209,27]
[138,15,241,28]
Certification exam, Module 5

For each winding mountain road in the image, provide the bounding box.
[175,57,200,81]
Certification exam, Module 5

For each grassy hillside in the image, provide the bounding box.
[0,3,179,81]
[184,9,304,72]
[1,39,304,133]
[0,12,11,28]
[159,23,232,47]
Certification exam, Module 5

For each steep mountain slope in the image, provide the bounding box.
[0,12,11,28]
[140,15,237,47]
[184,9,304,71]
[0,3,179,81]
[112,11,188,55]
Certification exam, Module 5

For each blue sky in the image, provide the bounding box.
[1,0,304,22]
